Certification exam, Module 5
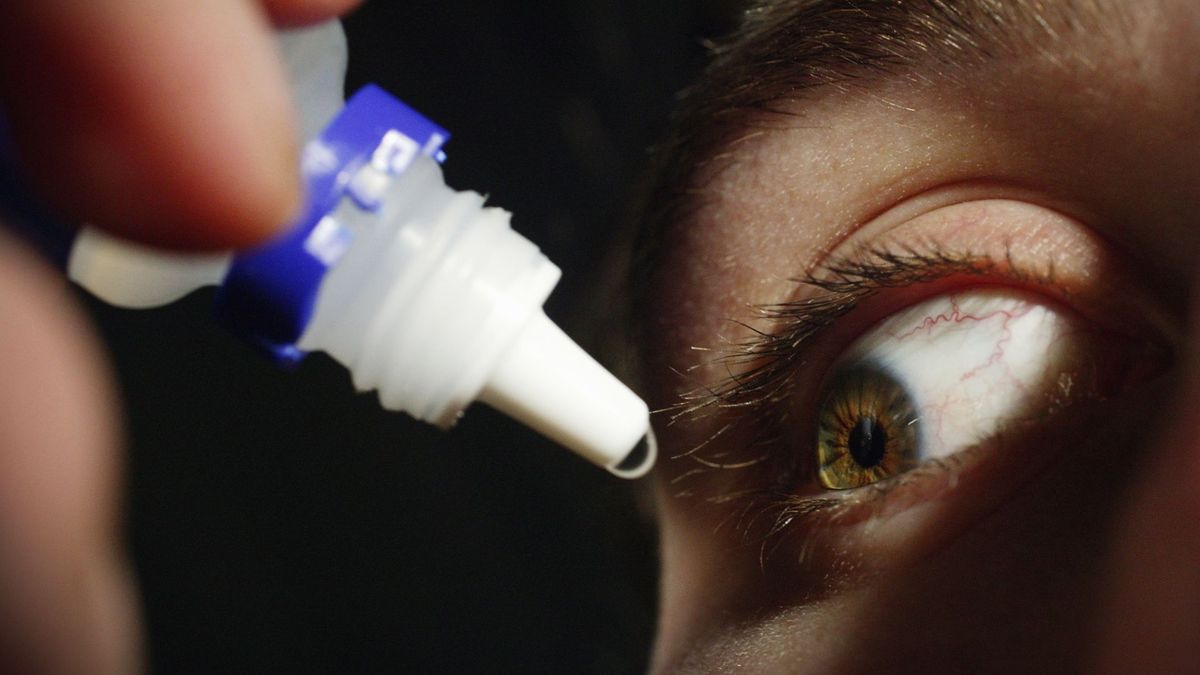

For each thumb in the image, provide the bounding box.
[0,232,141,674]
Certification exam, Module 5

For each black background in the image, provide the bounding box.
[82,2,734,672]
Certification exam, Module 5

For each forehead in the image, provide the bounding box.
[665,1,1198,282]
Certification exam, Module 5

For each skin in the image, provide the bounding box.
[646,1,1200,672]
[0,0,359,671]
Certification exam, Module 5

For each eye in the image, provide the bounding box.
[816,361,919,489]
[814,287,1120,490]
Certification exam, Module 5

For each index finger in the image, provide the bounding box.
[0,0,358,251]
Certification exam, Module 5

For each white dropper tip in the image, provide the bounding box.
[479,311,655,478]
[610,426,657,479]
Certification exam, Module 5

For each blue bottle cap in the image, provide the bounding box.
[213,85,449,365]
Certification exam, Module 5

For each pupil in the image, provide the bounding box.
[848,416,888,468]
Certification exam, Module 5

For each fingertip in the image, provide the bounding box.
[83,551,145,675]
[0,234,139,674]
[0,0,305,251]
[76,117,304,251]
[7,110,302,252]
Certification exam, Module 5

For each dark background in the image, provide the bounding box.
[81,2,734,672]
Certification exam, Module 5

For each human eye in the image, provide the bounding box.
[815,287,1130,491]
[670,203,1174,536]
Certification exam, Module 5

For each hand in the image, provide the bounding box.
[0,1,360,672]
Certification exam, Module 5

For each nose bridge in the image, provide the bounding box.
[1093,283,1200,672]
[1068,2,1200,663]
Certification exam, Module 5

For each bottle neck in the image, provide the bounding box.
[298,156,561,427]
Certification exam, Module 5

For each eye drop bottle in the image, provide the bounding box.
[2,22,655,478]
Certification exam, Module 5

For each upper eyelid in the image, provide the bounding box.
[674,245,1028,420]
[685,188,1184,428]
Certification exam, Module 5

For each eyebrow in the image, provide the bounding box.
[628,0,1116,332]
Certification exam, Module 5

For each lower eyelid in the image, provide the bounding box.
[772,453,972,532]
[759,382,1165,573]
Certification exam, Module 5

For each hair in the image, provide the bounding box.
[626,0,1122,368]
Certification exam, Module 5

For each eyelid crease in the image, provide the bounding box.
[796,179,1079,282]
[668,242,1042,427]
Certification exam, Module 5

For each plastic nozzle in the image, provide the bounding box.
[479,311,654,478]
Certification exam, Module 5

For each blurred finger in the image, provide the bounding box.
[0,233,141,673]
[0,0,302,250]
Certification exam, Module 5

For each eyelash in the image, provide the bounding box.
[664,242,1058,536]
